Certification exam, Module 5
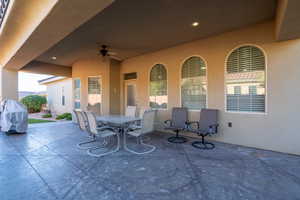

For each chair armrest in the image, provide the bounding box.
[186,121,199,130]
[208,124,219,134]
[164,120,172,127]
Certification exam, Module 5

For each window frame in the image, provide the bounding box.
[73,78,81,110]
[148,63,168,110]
[179,55,208,112]
[224,44,268,115]
[62,86,65,106]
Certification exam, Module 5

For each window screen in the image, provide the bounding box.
[226,45,266,113]
[149,64,167,109]
[181,56,207,110]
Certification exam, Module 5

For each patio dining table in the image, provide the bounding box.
[96,115,141,148]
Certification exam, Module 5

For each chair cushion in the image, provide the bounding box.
[171,107,188,128]
[199,109,218,133]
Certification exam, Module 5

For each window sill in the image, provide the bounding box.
[225,111,267,115]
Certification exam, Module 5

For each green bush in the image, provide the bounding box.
[21,95,47,113]
[42,113,52,118]
[56,113,72,120]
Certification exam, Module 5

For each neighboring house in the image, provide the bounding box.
[39,76,72,115]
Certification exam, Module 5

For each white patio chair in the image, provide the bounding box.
[75,110,95,148]
[86,111,120,157]
[128,107,147,131]
[125,106,137,117]
[124,110,156,155]
[76,111,107,150]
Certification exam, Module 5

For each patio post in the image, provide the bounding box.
[0,67,18,101]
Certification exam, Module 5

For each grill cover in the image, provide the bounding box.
[1,99,28,133]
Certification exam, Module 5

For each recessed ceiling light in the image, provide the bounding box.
[192,22,199,27]
[51,56,57,60]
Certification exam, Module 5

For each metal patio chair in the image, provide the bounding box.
[76,111,107,150]
[125,106,137,117]
[124,110,156,154]
[86,111,120,157]
[187,109,219,150]
[128,107,148,131]
[164,107,189,143]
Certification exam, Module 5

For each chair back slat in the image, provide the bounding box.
[138,107,148,118]
[199,109,218,132]
[171,107,188,128]
[85,111,98,135]
[77,111,87,131]
[125,106,136,117]
[141,110,155,134]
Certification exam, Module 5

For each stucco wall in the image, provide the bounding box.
[46,78,72,115]
[120,22,300,155]
[72,58,110,114]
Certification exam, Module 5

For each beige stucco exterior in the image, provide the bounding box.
[44,78,73,115]
[68,21,300,155]
[118,21,300,155]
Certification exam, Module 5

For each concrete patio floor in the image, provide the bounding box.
[1,122,300,200]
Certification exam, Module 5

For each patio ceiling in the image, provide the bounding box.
[36,0,277,66]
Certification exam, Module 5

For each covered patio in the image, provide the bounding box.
[1,0,300,199]
[1,122,300,200]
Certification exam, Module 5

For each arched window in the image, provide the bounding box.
[181,56,207,110]
[149,64,167,109]
[226,45,266,113]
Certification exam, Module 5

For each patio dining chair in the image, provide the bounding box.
[187,109,219,150]
[86,111,120,157]
[75,110,97,149]
[128,107,148,131]
[124,110,156,154]
[164,107,188,143]
[125,106,137,117]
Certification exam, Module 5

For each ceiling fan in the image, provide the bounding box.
[97,44,121,61]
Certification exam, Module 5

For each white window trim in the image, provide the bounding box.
[148,63,169,111]
[73,78,81,110]
[179,55,208,112]
[224,44,268,115]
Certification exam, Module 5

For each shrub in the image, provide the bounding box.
[56,113,72,120]
[21,95,47,113]
[42,113,52,118]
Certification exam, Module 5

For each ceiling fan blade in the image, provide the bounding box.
[109,55,122,61]
[108,51,117,56]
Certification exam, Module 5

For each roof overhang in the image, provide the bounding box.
[0,0,114,70]
[38,76,67,85]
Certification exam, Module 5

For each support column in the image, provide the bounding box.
[0,68,18,101]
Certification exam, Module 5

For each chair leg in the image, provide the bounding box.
[124,135,156,155]
[191,135,215,150]
[87,134,120,157]
[167,130,187,143]
[77,135,107,150]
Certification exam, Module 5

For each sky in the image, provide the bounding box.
[18,72,51,92]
